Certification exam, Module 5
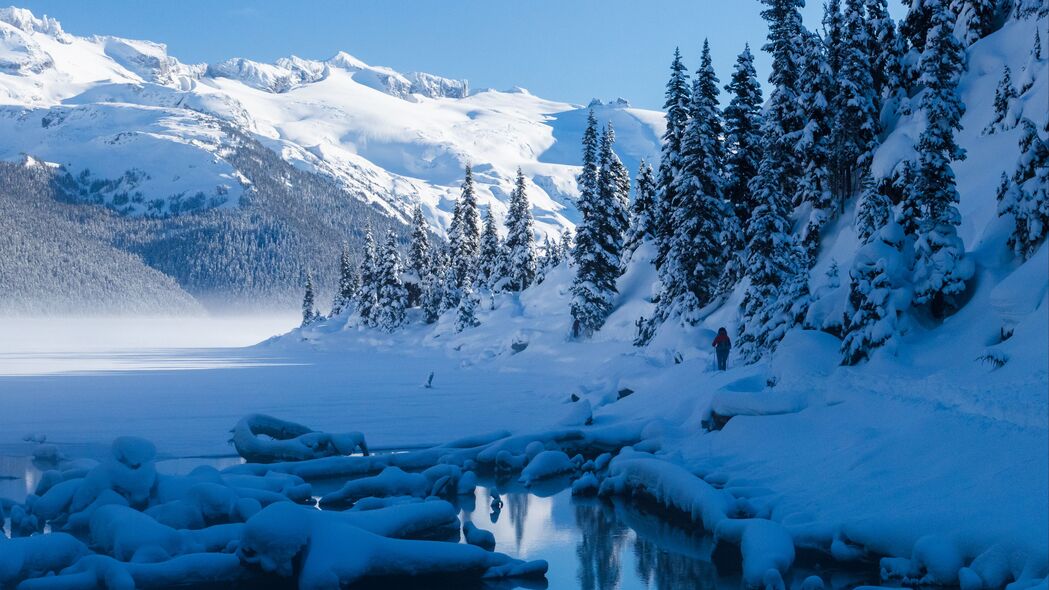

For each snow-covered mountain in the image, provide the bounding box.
[0,6,663,234]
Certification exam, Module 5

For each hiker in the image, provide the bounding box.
[712,327,731,371]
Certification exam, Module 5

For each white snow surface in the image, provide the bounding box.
[0,7,663,233]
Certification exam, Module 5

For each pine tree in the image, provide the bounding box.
[984,66,1018,134]
[723,44,765,229]
[455,282,481,332]
[504,168,537,292]
[449,165,481,293]
[421,246,449,323]
[477,207,503,289]
[571,123,629,338]
[737,0,809,362]
[823,0,845,78]
[374,230,408,331]
[855,173,894,242]
[559,229,573,265]
[655,49,692,267]
[949,0,998,46]
[795,31,836,263]
[831,0,880,202]
[330,245,358,316]
[911,0,973,316]
[405,205,432,307]
[998,118,1049,259]
[902,0,937,54]
[865,0,905,101]
[597,122,631,255]
[624,159,658,259]
[301,269,318,326]
[357,226,380,325]
[841,256,898,364]
[656,40,727,325]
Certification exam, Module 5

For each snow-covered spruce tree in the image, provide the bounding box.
[737,0,809,363]
[301,270,318,326]
[902,0,937,55]
[405,205,432,307]
[723,44,765,230]
[477,207,503,289]
[559,229,573,264]
[330,245,358,317]
[949,0,999,46]
[597,123,631,257]
[570,123,629,338]
[503,168,537,292]
[984,65,1018,135]
[865,0,905,102]
[421,246,449,324]
[455,282,481,332]
[794,31,836,264]
[998,118,1049,259]
[823,0,845,99]
[623,159,657,259]
[655,48,692,267]
[656,40,726,325]
[357,227,380,326]
[374,230,408,331]
[449,165,481,294]
[841,255,898,364]
[719,44,764,294]
[831,0,880,203]
[855,172,894,242]
[911,0,973,316]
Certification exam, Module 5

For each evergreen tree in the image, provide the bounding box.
[357,226,379,326]
[865,0,905,101]
[998,118,1049,259]
[720,44,764,293]
[911,0,973,316]
[723,44,765,229]
[455,282,481,332]
[984,65,1018,135]
[902,0,937,54]
[624,159,658,258]
[571,124,629,338]
[823,0,845,78]
[405,205,432,307]
[855,172,894,242]
[559,229,573,265]
[949,0,998,46]
[421,246,449,323]
[794,31,836,263]
[449,165,481,293]
[330,245,358,316]
[301,269,318,326]
[477,207,503,289]
[831,0,881,202]
[655,49,693,266]
[1035,28,1044,61]
[737,0,809,362]
[597,122,631,254]
[841,255,898,364]
[374,230,408,331]
[657,40,727,324]
[504,168,537,292]
[896,160,922,236]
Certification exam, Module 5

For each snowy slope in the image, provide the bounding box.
[0,6,664,236]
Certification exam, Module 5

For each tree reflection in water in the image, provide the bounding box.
[574,499,627,590]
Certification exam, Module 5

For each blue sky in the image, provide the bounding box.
[17,1,904,110]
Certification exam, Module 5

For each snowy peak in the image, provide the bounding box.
[206,51,468,100]
[0,6,70,43]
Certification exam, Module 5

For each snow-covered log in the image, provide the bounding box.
[231,414,368,463]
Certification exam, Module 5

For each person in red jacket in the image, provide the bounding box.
[712,327,731,371]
